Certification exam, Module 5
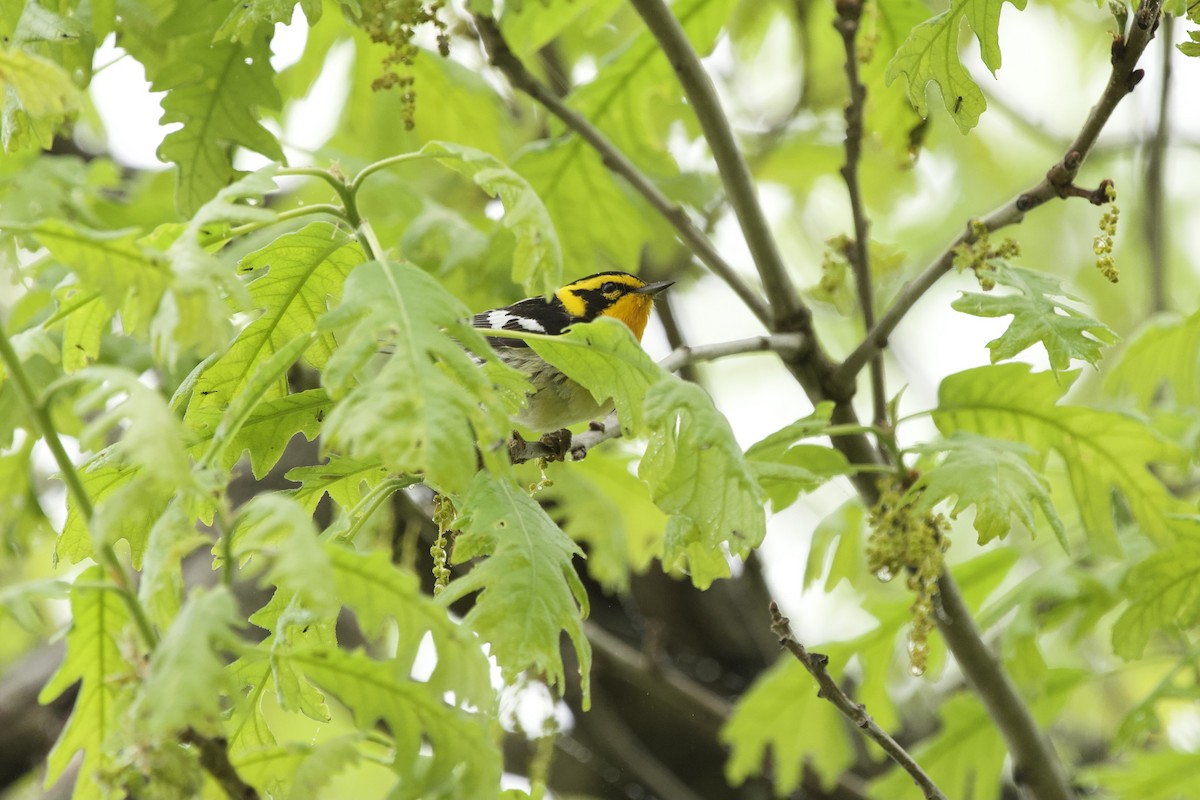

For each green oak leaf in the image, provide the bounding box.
[1112,522,1200,659]
[641,378,766,589]
[439,471,591,703]
[885,0,1028,132]
[722,656,853,794]
[418,141,562,297]
[907,432,1068,547]
[953,260,1116,373]
[39,568,136,800]
[183,223,362,442]
[934,364,1191,554]
[0,46,83,151]
[135,587,242,737]
[320,260,525,494]
[153,19,284,214]
[1105,308,1200,409]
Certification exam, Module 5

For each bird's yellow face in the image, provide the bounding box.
[554,272,673,341]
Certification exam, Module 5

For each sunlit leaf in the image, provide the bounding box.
[0,45,83,151]
[907,432,1067,547]
[722,656,853,794]
[135,586,241,736]
[439,471,591,703]
[183,222,362,441]
[885,0,1027,131]
[153,12,284,213]
[320,260,524,494]
[1112,524,1200,659]
[39,568,135,798]
[641,379,765,589]
[952,260,1116,373]
[418,141,562,297]
[284,648,502,798]
[935,364,1189,554]
[1105,309,1200,409]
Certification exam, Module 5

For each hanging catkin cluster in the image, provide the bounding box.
[866,479,950,676]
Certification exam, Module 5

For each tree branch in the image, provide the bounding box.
[585,622,732,733]
[181,730,258,800]
[834,0,887,432]
[769,603,948,800]
[832,0,1163,389]
[470,15,772,326]
[934,577,1073,800]
[627,0,807,330]
[1144,13,1172,314]
[658,333,808,373]
[480,8,1151,800]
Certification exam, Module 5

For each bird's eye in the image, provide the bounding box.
[601,281,619,294]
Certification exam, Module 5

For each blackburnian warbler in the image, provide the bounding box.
[474,271,672,434]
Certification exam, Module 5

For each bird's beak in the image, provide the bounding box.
[634,280,674,296]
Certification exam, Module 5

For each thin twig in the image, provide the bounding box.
[833,0,887,434]
[471,15,772,326]
[627,0,807,329]
[658,333,808,373]
[1144,13,1172,314]
[832,0,1163,390]
[769,603,948,800]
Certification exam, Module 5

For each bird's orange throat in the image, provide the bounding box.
[600,294,653,341]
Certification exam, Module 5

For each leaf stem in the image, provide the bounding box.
[349,152,434,194]
[769,602,948,800]
[332,477,414,543]
[832,0,1164,389]
[626,0,805,329]
[0,319,159,649]
[224,203,347,240]
[470,15,772,326]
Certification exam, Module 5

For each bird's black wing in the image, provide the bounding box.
[472,298,572,349]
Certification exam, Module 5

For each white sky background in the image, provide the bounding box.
[86,7,1200,645]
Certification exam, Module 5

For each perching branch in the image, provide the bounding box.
[471,15,772,326]
[832,0,1163,390]
[627,0,808,330]
[769,603,948,800]
[833,0,887,433]
[508,413,623,464]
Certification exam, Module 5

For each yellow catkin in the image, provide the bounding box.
[866,478,950,676]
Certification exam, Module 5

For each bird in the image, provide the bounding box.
[472,270,673,457]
